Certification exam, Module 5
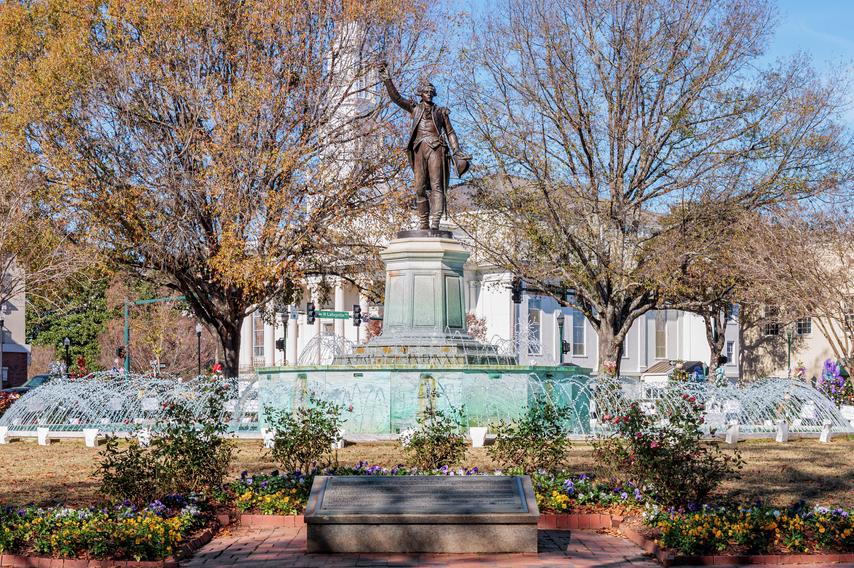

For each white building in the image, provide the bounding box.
[0,265,31,386]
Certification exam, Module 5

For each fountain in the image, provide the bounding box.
[252,228,590,435]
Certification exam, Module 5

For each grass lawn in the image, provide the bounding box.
[1,437,852,508]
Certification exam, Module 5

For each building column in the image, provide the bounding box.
[239,317,252,371]
[264,318,276,367]
[334,278,345,338]
[357,291,369,344]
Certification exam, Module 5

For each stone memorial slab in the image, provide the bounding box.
[305,475,538,553]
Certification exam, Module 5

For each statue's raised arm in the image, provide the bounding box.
[380,62,414,114]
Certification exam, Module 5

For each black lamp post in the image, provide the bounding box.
[195,323,203,376]
[63,337,71,374]
[556,311,565,365]
[0,318,5,386]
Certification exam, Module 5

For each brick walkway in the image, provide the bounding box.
[182,525,658,567]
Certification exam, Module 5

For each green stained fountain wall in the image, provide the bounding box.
[254,364,592,435]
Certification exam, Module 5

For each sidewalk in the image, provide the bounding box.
[182,525,659,567]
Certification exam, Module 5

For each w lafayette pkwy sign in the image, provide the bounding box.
[316,310,351,320]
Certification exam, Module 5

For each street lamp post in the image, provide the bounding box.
[63,337,71,375]
[195,323,203,376]
[556,311,565,366]
[0,318,5,386]
[786,324,794,380]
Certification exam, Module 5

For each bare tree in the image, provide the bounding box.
[0,165,88,311]
[747,207,854,366]
[0,0,439,376]
[453,0,849,373]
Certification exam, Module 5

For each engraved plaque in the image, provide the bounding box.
[316,476,529,515]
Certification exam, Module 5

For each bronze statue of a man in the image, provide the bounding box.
[381,65,470,231]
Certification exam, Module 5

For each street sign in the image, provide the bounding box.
[316,310,351,320]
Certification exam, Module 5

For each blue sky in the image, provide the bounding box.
[768,0,854,124]
[449,0,854,126]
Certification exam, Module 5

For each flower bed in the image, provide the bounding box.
[0,495,209,562]
[530,471,646,513]
[221,463,647,517]
[644,503,854,556]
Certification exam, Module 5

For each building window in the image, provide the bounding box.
[571,309,585,356]
[252,312,265,360]
[763,306,780,337]
[655,312,667,359]
[726,341,734,363]
[796,317,812,336]
[527,298,541,355]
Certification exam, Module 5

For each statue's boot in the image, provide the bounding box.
[429,189,444,231]
[417,198,430,230]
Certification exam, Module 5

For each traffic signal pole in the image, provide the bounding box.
[123,296,186,375]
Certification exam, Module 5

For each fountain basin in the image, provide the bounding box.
[252,364,593,435]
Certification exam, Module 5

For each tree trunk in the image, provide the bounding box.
[704,306,729,378]
[595,321,625,376]
[217,321,242,378]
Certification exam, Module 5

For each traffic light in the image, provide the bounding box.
[561,340,571,354]
[275,338,285,351]
[352,304,362,326]
[306,302,316,324]
[116,346,126,360]
[511,277,523,304]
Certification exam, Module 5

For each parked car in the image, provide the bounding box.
[0,374,53,395]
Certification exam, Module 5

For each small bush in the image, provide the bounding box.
[97,436,161,506]
[488,395,573,472]
[593,395,743,506]
[97,380,234,505]
[266,393,343,472]
[402,406,467,470]
[156,390,235,495]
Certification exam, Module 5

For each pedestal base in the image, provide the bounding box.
[333,235,516,366]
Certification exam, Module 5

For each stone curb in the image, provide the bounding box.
[619,524,854,566]
[0,524,218,568]
[239,514,304,528]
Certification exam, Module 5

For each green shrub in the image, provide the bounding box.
[96,381,234,505]
[266,393,343,472]
[593,395,743,506]
[402,406,467,470]
[488,394,573,473]
[156,391,235,495]
[97,436,161,506]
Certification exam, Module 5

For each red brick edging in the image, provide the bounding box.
[0,525,218,568]
[620,524,854,566]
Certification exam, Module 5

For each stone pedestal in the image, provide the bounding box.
[380,235,469,339]
[333,235,514,366]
